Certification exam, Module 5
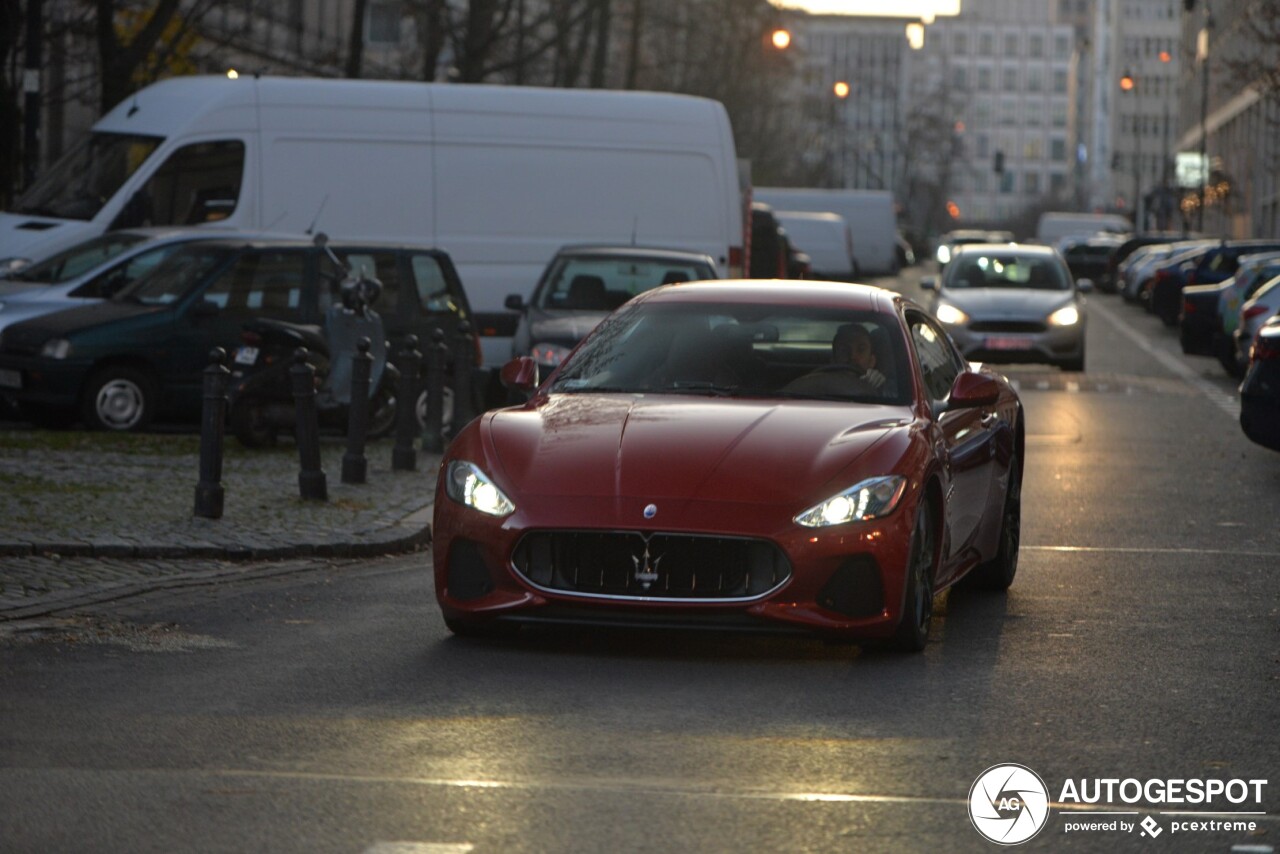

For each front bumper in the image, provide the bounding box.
[431,491,920,641]
[942,322,1084,366]
[0,354,90,407]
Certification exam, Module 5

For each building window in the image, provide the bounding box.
[1001,171,1016,194]
[1025,172,1042,195]
[1029,35,1044,57]
[1027,68,1043,93]
[1050,172,1067,194]
[978,67,993,91]
[979,32,994,54]
[1053,70,1068,94]
[954,32,969,55]
[1002,67,1019,92]
[367,0,401,44]
[1005,33,1019,55]
[1050,138,1067,161]
[1054,34,1070,59]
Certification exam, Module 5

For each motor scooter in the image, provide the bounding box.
[226,245,401,449]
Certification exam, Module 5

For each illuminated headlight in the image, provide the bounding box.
[445,460,515,516]
[794,475,907,528]
[1047,305,1080,326]
[529,342,572,366]
[936,246,951,264]
[1,257,32,275]
[934,303,970,325]
[40,338,73,359]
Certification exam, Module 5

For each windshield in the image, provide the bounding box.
[4,232,149,284]
[13,132,162,220]
[945,253,1071,291]
[535,255,716,310]
[118,244,233,306]
[547,301,912,405]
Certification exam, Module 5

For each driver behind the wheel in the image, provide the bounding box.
[783,323,887,397]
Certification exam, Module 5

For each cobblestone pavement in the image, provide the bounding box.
[0,427,440,621]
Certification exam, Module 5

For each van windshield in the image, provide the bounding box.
[118,244,233,306]
[12,132,162,221]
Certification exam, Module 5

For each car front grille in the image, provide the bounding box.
[511,530,792,601]
[969,320,1048,334]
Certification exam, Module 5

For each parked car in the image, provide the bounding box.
[1058,234,1125,291]
[1233,274,1280,372]
[0,227,247,335]
[1105,232,1198,293]
[505,245,719,375]
[920,243,1090,371]
[1180,252,1280,371]
[434,280,1023,651]
[1239,314,1280,452]
[1035,211,1130,245]
[0,236,473,431]
[1149,239,1280,326]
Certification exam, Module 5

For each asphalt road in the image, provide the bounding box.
[2,274,1278,854]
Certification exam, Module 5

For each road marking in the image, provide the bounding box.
[1090,300,1239,418]
[364,845,474,854]
[1025,545,1280,557]
[204,768,1280,824]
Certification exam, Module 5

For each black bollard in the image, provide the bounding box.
[452,320,476,431]
[342,337,373,485]
[391,334,422,471]
[420,326,447,453]
[290,347,328,501]
[193,348,230,519]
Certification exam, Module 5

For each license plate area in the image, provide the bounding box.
[984,336,1034,351]
[234,346,259,366]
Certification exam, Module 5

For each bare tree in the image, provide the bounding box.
[346,0,369,77]
[0,2,21,205]
[93,0,215,112]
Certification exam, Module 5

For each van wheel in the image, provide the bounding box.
[81,366,157,432]
[367,383,399,439]
[415,385,456,436]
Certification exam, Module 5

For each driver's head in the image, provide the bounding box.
[833,323,876,371]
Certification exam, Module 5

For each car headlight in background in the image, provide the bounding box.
[445,460,515,516]
[1,257,32,275]
[934,303,970,325]
[1047,305,1081,326]
[40,338,73,359]
[936,245,951,265]
[795,475,907,528]
[529,342,573,366]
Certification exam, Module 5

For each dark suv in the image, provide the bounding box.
[0,236,473,431]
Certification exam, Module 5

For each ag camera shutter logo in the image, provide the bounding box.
[969,763,1051,845]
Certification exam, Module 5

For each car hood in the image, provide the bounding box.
[940,288,1075,319]
[486,395,909,505]
[525,307,610,346]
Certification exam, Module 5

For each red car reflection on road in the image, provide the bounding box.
[432,281,1023,651]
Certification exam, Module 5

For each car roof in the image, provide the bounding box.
[551,244,718,263]
[166,235,449,253]
[952,243,1061,258]
[634,279,903,313]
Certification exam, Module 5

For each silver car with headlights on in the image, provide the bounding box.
[920,243,1090,372]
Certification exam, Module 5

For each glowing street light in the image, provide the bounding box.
[771,28,792,50]
[833,81,850,99]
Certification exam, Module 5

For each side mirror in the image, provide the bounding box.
[504,293,525,311]
[191,299,220,318]
[920,276,938,291]
[947,370,1000,409]
[1076,278,1095,293]
[500,356,539,393]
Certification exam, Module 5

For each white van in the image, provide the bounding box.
[1035,211,1132,245]
[772,211,856,280]
[0,75,744,367]
[754,188,898,275]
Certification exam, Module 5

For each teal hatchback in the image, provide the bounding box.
[0,236,472,431]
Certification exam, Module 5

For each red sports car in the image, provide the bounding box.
[432,281,1023,651]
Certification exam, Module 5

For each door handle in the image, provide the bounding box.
[980,411,999,428]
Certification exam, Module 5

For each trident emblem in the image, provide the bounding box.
[631,539,663,589]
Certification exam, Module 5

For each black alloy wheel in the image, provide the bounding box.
[970,453,1022,590]
[891,498,937,652]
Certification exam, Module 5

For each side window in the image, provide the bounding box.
[909,313,964,401]
[112,140,245,229]
[410,254,464,316]
[202,251,305,319]
[339,251,400,315]
[70,244,183,299]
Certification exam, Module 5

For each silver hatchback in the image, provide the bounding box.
[921,243,1090,372]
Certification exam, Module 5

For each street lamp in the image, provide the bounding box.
[833,81,850,187]
[1197,5,1214,232]
[1120,70,1141,226]
[771,28,792,50]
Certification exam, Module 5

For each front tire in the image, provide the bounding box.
[80,366,157,432]
[890,499,937,652]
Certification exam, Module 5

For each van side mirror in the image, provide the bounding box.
[500,356,539,393]
[504,293,525,311]
[920,276,938,291]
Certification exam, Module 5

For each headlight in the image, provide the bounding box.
[795,475,907,528]
[1047,305,1080,326]
[41,338,73,359]
[529,342,573,366]
[936,246,951,264]
[934,303,970,325]
[1,257,32,275]
[445,460,515,516]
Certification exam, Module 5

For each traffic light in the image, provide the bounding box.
[993,151,1005,174]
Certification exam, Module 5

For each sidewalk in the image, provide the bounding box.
[0,427,439,561]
